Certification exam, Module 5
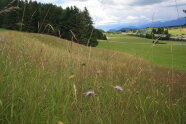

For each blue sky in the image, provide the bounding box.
[34,0,186,30]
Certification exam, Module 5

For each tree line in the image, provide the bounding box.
[0,0,107,46]
[152,28,169,35]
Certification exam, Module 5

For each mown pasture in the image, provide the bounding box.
[98,33,186,71]
[169,28,186,35]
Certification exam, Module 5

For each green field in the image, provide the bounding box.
[145,27,186,36]
[0,31,186,124]
[169,28,186,35]
[98,34,186,71]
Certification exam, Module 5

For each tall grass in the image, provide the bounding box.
[0,31,185,124]
[0,0,19,15]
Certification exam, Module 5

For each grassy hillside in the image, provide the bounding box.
[98,34,186,71]
[0,31,186,124]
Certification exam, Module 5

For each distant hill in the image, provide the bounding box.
[108,29,118,32]
[106,17,186,32]
[139,17,186,28]
[108,26,138,32]
[119,26,139,31]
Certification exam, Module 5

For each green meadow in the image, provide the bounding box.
[98,34,186,71]
[169,28,186,35]
[0,30,186,124]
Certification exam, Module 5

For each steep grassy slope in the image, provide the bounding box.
[0,31,186,124]
[98,34,186,71]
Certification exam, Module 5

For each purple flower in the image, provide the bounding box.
[113,86,123,92]
[84,91,95,96]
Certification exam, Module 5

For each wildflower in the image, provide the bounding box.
[84,91,95,96]
[113,85,123,92]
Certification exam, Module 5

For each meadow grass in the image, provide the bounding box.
[98,34,186,71]
[0,31,186,124]
[169,28,186,35]
[0,28,6,32]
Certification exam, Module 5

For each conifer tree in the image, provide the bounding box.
[0,0,106,46]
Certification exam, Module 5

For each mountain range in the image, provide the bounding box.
[96,17,186,32]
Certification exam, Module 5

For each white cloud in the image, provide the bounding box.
[126,16,138,20]
[34,0,186,27]
[33,0,57,3]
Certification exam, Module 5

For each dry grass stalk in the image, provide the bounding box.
[38,6,51,33]
[58,30,62,38]
[5,0,16,8]
[0,7,19,15]
[73,84,77,102]
[38,21,40,32]
[70,30,78,42]
[87,29,93,46]
[43,24,55,33]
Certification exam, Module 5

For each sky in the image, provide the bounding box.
[34,0,186,30]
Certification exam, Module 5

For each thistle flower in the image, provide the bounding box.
[84,91,95,96]
[113,85,123,92]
